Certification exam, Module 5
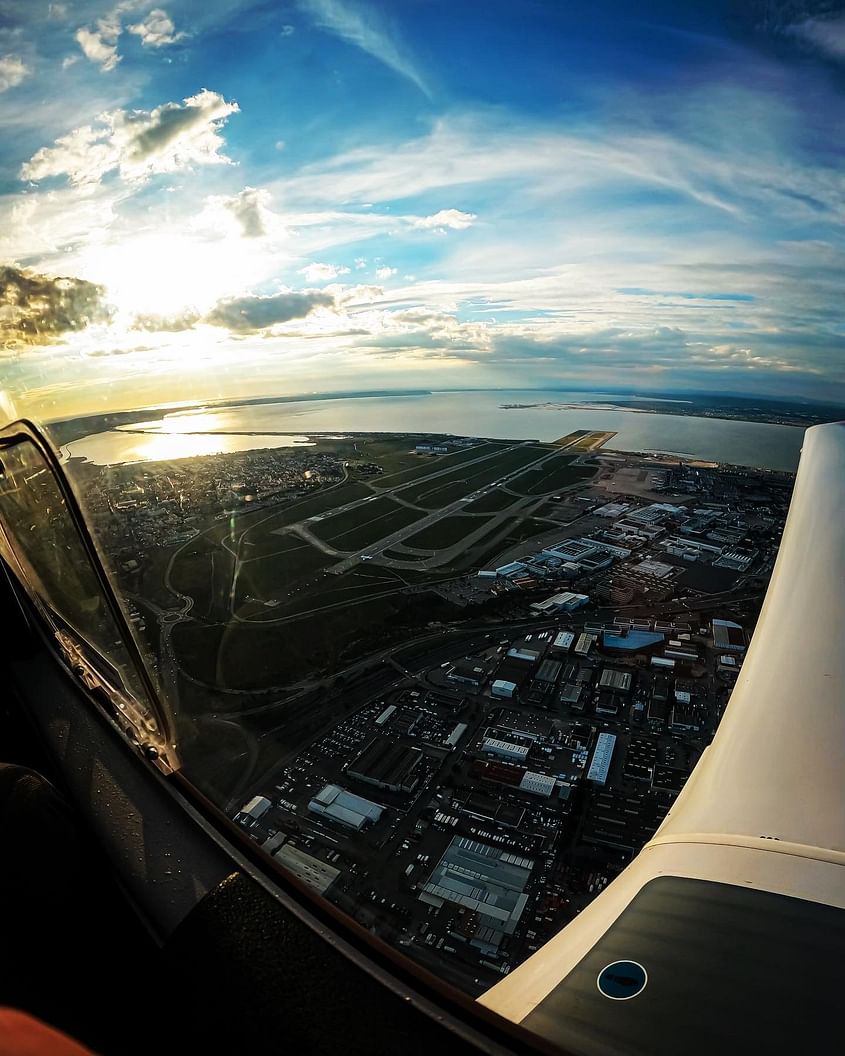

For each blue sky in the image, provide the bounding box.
[1,0,844,420]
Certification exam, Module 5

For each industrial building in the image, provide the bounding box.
[392,708,421,736]
[236,795,271,824]
[347,737,424,793]
[535,658,562,684]
[627,503,686,524]
[518,771,557,797]
[491,679,517,699]
[507,646,542,665]
[598,668,632,692]
[593,502,631,518]
[586,732,616,785]
[481,729,532,763]
[529,591,589,615]
[541,539,598,562]
[419,837,534,951]
[448,659,488,687]
[308,784,384,831]
[574,633,596,657]
[559,683,583,706]
[494,710,552,741]
[273,843,340,895]
[374,703,396,726]
[602,628,665,653]
[495,560,529,578]
[552,631,575,654]
[445,722,468,748]
[712,618,746,653]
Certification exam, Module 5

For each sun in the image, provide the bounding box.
[75,232,271,318]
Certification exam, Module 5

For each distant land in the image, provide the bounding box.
[501,392,845,428]
[47,388,844,445]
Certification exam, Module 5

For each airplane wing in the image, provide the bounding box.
[479,421,845,1055]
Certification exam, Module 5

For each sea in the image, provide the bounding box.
[59,390,807,472]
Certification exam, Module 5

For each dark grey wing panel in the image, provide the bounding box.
[523,876,845,1056]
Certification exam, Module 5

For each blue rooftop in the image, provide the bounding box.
[602,630,665,652]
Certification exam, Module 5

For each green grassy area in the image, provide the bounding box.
[233,537,331,604]
[329,502,427,551]
[372,441,505,489]
[310,495,408,542]
[501,517,560,545]
[506,458,595,496]
[231,482,374,558]
[462,487,522,513]
[169,535,239,622]
[445,516,523,570]
[172,587,458,691]
[402,514,492,551]
[334,435,437,477]
[400,445,552,508]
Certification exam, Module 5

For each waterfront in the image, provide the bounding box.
[60,390,806,471]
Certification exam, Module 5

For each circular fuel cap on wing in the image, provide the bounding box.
[596,960,648,1000]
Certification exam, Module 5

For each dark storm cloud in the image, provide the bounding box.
[0,264,112,347]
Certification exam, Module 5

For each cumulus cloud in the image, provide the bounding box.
[375,265,397,279]
[128,8,186,48]
[221,187,271,237]
[75,10,122,72]
[300,262,350,282]
[413,208,476,231]
[297,0,430,96]
[790,14,845,59]
[204,290,334,332]
[20,89,240,186]
[0,265,112,347]
[0,55,30,93]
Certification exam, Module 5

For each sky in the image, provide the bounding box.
[1,0,845,422]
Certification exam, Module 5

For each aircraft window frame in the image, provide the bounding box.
[0,419,176,768]
[0,417,575,1056]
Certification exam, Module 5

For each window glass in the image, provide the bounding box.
[0,437,165,745]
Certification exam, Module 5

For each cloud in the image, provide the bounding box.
[0,55,30,93]
[280,24,295,37]
[790,15,845,60]
[204,290,334,332]
[20,89,240,186]
[221,187,271,237]
[127,8,186,48]
[375,266,397,280]
[413,208,476,231]
[75,10,122,72]
[0,265,112,347]
[297,0,430,96]
[300,262,350,282]
[132,311,200,332]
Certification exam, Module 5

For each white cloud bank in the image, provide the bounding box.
[20,89,240,186]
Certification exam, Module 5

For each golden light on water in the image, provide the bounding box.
[127,431,240,462]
